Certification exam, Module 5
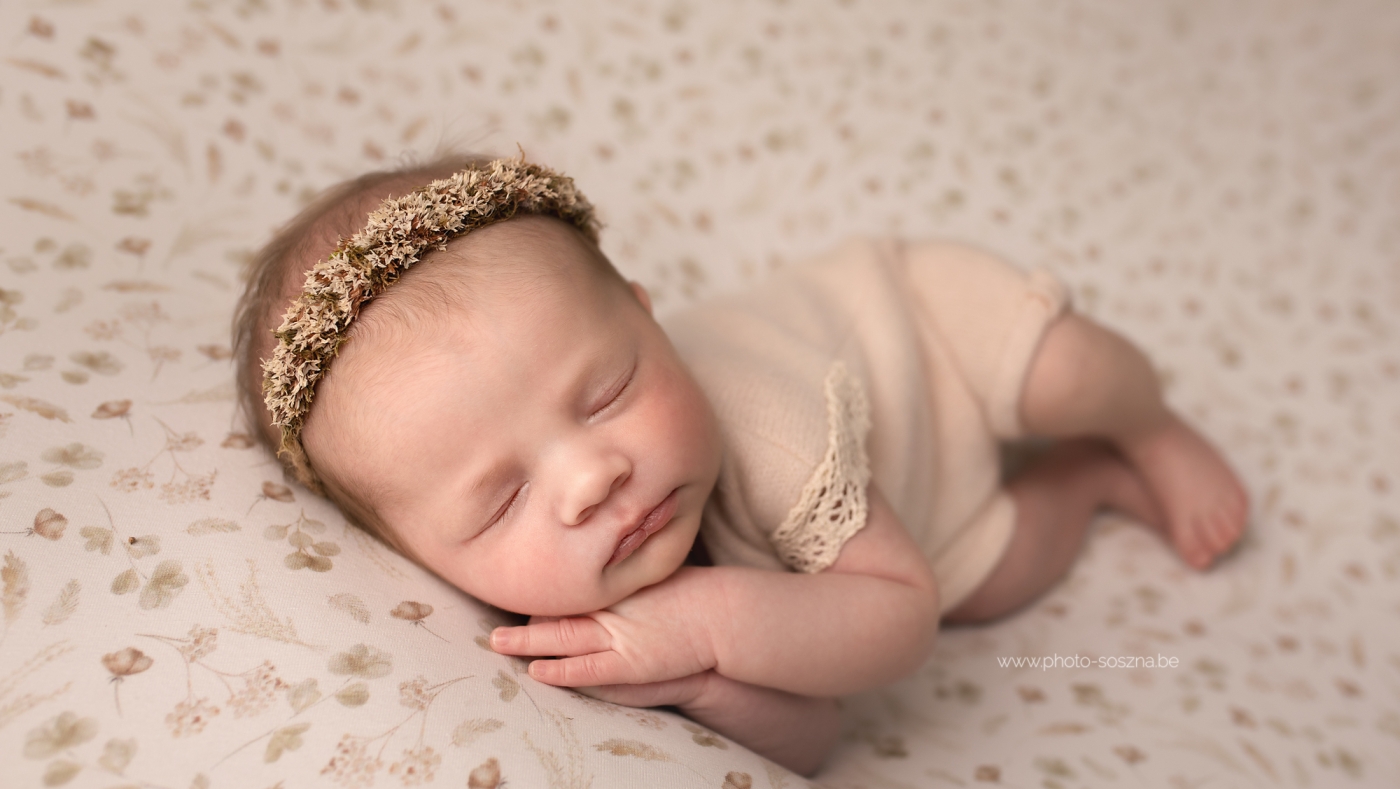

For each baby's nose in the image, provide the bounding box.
[558,448,631,526]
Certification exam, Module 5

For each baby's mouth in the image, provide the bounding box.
[607,489,680,567]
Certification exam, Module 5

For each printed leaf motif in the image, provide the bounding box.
[286,679,320,713]
[98,738,136,774]
[0,394,71,422]
[43,759,81,786]
[264,524,289,540]
[452,718,505,747]
[139,560,188,609]
[167,382,236,404]
[42,579,80,626]
[33,508,67,540]
[79,523,112,553]
[261,481,294,502]
[265,722,310,763]
[191,559,308,647]
[186,518,240,535]
[23,711,98,758]
[683,722,727,748]
[41,470,74,487]
[92,400,132,419]
[336,681,370,707]
[111,569,138,595]
[10,197,76,221]
[327,644,392,679]
[593,738,674,762]
[126,535,161,559]
[0,461,27,484]
[3,550,30,625]
[328,593,370,624]
[70,351,123,376]
[41,443,103,469]
[492,670,520,702]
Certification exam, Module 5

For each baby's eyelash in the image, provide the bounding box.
[487,486,525,528]
[591,369,634,417]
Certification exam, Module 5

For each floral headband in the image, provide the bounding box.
[262,157,599,491]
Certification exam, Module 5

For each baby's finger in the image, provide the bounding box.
[490,618,611,657]
[527,651,631,687]
[577,673,711,708]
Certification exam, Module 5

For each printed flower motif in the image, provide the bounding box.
[110,467,155,492]
[321,734,383,789]
[166,696,220,737]
[467,757,501,789]
[398,675,431,710]
[261,481,295,503]
[389,746,441,786]
[32,508,67,540]
[102,647,153,677]
[390,601,446,641]
[180,625,218,662]
[166,431,203,452]
[222,432,255,449]
[159,470,216,504]
[228,660,287,718]
[103,647,153,716]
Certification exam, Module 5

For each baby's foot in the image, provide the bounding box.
[1121,415,1249,569]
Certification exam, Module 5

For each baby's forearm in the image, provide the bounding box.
[677,563,940,697]
[677,672,840,777]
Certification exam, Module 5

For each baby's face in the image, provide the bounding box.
[302,218,722,616]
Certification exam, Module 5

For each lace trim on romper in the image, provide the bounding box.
[770,361,873,573]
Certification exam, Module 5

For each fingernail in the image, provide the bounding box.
[489,628,507,650]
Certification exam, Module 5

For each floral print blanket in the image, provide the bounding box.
[2,1,1397,787]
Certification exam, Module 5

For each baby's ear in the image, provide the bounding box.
[629,280,653,315]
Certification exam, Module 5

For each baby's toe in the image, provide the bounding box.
[1176,524,1214,569]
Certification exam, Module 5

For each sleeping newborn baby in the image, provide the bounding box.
[234,156,1248,775]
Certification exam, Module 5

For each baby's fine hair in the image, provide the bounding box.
[231,153,621,554]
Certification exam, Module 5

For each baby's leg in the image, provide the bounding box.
[944,439,1161,623]
[579,671,839,776]
[1016,314,1249,570]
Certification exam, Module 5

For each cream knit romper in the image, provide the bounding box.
[662,238,1069,614]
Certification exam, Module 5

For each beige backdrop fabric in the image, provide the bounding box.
[2,2,1398,788]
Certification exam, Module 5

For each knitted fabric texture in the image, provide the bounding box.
[770,361,873,572]
[262,158,599,490]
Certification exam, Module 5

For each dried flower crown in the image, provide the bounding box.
[262,157,599,490]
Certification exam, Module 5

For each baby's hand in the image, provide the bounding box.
[489,567,718,688]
